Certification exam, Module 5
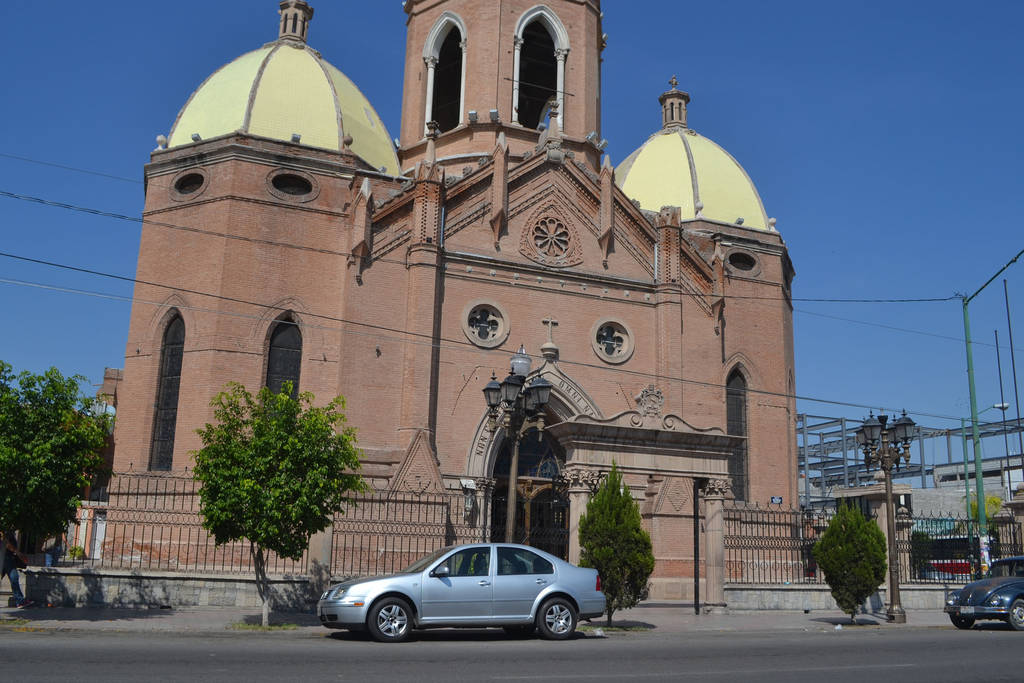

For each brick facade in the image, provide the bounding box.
[110,1,796,600]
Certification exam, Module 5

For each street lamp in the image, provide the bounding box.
[483,345,553,543]
[856,410,916,624]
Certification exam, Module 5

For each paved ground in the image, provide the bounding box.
[0,601,954,635]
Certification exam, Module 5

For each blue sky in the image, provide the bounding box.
[1,1,1022,459]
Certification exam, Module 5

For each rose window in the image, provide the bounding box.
[596,325,625,357]
[468,307,499,341]
[532,218,570,258]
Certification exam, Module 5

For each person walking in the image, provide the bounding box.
[2,529,33,608]
[42,531,66,567]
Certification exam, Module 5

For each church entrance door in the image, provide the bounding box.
[490,428,568,559]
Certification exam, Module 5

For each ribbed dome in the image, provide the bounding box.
[167,4,399,176]
[617,82,770,231]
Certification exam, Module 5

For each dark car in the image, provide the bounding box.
[944,556,1024,630]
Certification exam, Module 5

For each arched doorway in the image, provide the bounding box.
[490,427,569,559]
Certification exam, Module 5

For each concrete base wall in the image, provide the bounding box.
[725,584,955,611]
[19,568,318,612]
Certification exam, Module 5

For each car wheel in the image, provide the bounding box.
[367,597,413,643]
[536,597,577,640]
[1009,599,1024,631]
[949,614,975,630]
[503,625,535,638]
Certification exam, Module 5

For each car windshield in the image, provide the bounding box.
[402,546,455,573]
[988,561,1016,579]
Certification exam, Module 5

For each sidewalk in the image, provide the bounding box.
[0,602,954,635]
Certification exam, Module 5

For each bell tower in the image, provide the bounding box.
[398,0,604,172]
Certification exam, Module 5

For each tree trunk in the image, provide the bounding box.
[606,608,614,628]
[252,543,270,627]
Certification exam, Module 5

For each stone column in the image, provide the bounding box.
[458,39,468,126]
[564,465,602,565]
[701,478,730,615]
[423,56,438,135]
[307,528,333,594]
[554,48,569,132]
[475,478,496,542]
[511,38,523,124]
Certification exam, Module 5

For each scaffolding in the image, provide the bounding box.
[796,413,1024,507]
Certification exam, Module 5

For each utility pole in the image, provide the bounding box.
[960,248,1024,559]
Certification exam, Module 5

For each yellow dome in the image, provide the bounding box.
[167,39,399,176]
[617,85,769,231]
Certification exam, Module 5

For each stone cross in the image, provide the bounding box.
[669,75,679,89]
[542,317,559,344]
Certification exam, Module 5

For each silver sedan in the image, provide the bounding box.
[317,543,605,642]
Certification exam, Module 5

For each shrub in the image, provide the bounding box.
[813,503,887,622]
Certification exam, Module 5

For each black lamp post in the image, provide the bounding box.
[855,410,916,623]
[483,345,553,543]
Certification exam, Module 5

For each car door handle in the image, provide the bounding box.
[535,579,548,585]
[479,580,491,587]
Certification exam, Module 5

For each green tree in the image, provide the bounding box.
[813,503,887,622]
[578,463,655,626]
[0,361,109,542]
[966,494,1003,522]
[192,382,366,625]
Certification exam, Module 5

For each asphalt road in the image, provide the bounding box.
[1,626,1020,682]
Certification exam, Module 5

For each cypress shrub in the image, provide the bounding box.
[813,503,887,622]
[578,463,655,626]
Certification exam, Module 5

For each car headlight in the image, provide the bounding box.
[330,586,347,600]
[946,591,960,606]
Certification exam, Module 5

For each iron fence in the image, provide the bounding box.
[330,488,483,577]
[724,504,834,584]
[899,512,1024,584]
[62,474,309,575]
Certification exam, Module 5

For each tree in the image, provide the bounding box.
[578,463,655,626]
[966,494,1003,522]
[0,361,109,542]
[192,382,366,626]
[813,503,887,622]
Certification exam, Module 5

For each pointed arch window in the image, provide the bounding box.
[149,313,184,471]
[423,14,467,134]
[266,318,302,397]
[516,22,557,129]
[726,369,748,501]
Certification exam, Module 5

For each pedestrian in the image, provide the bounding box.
[2,529,33,608]
[41,531,67,567]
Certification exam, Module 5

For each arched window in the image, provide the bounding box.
[423,13,467,135]
[149,313,184,471]
[516,21,557,129]
[726,369,748,501]
[431,27,463,132]
[266,318,302,397]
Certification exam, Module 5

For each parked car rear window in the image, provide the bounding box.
[498,547,553,575]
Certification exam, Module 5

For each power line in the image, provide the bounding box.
[0,152,142,184]
[1,188,960,305]
[0,271,967,423]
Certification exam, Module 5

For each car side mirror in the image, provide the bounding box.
[431,564,450,578]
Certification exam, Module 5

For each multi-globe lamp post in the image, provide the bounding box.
[483,346,553,543]
[856,410,916,624]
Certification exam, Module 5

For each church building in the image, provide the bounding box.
[110,0,797,600]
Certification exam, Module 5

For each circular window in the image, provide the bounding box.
[266,169,320,203]
[272,173,313,196]
[728,252,757,272]
[175,173,204,195]
[461,301,510,349]
[169,168,209,201]
[590,319,635,364]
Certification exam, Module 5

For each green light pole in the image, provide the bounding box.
[960,248,1024,558]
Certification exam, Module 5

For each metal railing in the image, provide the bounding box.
[724,504,834,584]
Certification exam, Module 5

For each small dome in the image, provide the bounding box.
[167,3,399,176]
[617,81,769,231]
